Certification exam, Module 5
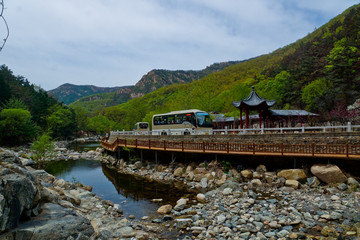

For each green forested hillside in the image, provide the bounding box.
[99,3,360,130]
[0,65,77,145]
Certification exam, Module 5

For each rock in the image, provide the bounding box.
[0,163,41,233]
[200,177,208,188]
[0,148,20,164]
[215,174,227,186]
[222,188,232,195]
[173,167,184,177]
[82,185,93,192]
[27,169,56,184]
[285,179,300,189]
[216,214,226,224]
[174,198,188,211]
[8,203,94,239]
[133,161,142,170]
[118,226,136,238]
[250,179,262,186]
[253,171,263,179]
[196,193,206,202]
[241,169,253,179]
[264,172,277,183]
[185,165,193,173]
[185,171,194,181]
[347,177,359,186]
[307,176,321,187]
[337,183,348,191]
[229,169,240,179]
[194,167,207,174]
[277,169,307,181]
[256,164,267,173]
[157,204,172,214]
[19,157,35,166]
[310,164,347,184]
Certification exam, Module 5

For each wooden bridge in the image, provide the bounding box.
[101,135,360,160]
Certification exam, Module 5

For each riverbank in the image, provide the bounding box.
[0,147,176,239]
[102,154,360,239]
[1,143,360,239]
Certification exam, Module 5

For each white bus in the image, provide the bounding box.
[152,109,213,135]
[133,122,150,135]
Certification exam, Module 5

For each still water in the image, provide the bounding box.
[45,142,193,219]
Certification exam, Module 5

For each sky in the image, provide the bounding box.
[0,0,359,91]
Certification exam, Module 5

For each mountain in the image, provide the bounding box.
[99,3,360,130]
[47,83,130,105]
[68,61,242,113]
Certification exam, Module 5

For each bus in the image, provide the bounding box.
[152,109,213,135]
[133,122,149,135]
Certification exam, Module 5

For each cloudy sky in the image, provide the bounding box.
[0,0,358,90]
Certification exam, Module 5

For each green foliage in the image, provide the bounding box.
[1,98,28,110]
[302,78,333,111]
[0,108,40,146]
[30,133,55,166]
[46,105,77,139]
[71,106,90,132]
[87,115,116,134]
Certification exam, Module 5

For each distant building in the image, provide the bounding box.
[214,86,318,129]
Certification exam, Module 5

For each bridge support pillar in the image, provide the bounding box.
[155,151,158,165]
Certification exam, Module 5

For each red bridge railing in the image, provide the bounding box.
[101,137,360,159]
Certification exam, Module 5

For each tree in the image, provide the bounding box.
[87,115,115,134]
[30,133,55,167]
[1,98,28,110]
[47,105,77,139]
[71,106,90,133]
[301,78,333,111]
[0,108,40,146]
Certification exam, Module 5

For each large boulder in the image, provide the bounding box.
[277,169,307,181]
[5,203,94,240]
[0,162,41,233]
[310,164,347,184]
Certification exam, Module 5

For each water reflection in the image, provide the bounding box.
[45,159,193,219]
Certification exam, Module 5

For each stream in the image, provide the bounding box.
[44,142,193,219]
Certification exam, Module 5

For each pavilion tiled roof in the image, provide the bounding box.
[232,86,276,109]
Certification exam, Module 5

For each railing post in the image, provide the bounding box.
[346,143,349,158]
[124,139,127,147]
[253,143,255,155]
[149,139,151,150]
[312,143,315,157]
[182,141,184,151]
[164,140,166,150]
[227,142,229,154]
[347,122,352,132]
[203,141,206,152]
[281,143,284,156]
[261,126,264,134]
[135,139,138,148]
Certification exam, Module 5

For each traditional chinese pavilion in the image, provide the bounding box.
[232,86,276,129]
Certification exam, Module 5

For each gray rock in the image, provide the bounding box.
[0,163,40,233]
[200,177,208,188]
[9,203,94,240]
[19,157,35,166]
[307,176,321,187]
[118,226,136,238]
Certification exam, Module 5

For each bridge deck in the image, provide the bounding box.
[101,136,360,160]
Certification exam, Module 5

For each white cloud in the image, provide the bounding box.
[0,0,358,90]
